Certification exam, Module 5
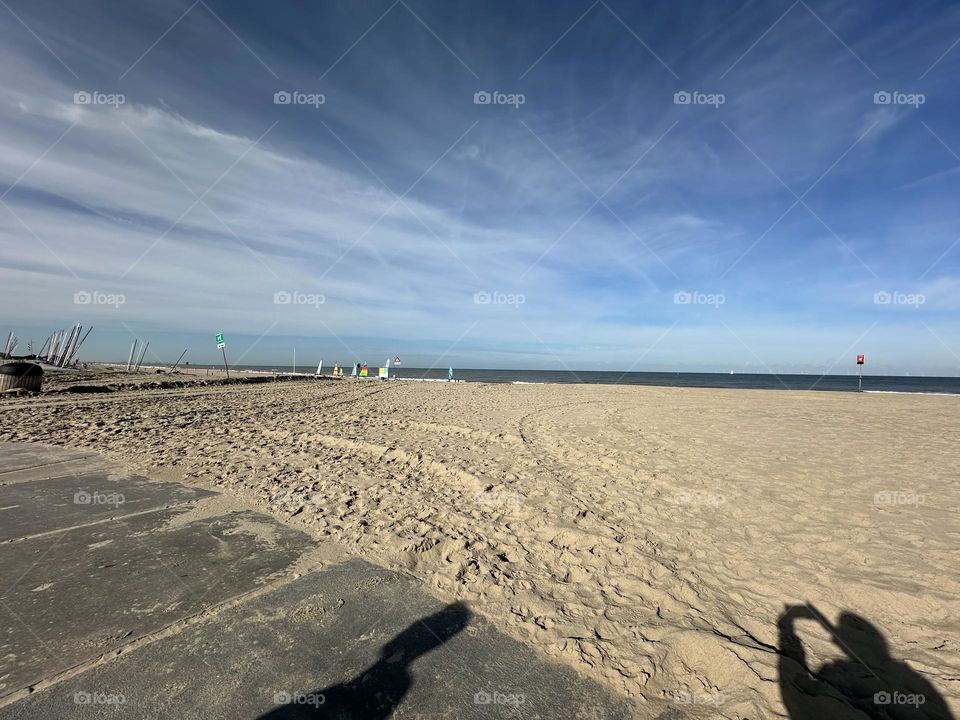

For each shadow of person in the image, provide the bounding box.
[257,601,470,719]
[778,604,953,719]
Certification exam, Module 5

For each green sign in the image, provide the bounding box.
[215,333,224,344]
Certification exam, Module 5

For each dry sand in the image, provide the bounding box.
[33,364,286,392]
[1,377,957,718]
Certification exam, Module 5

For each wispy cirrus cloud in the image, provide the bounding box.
[1,0,959,372]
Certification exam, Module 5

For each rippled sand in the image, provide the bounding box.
[2,377,957,718]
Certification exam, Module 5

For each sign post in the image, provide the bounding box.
[856,354,864,393]
[394,356,401,380]
[216,333,229,379]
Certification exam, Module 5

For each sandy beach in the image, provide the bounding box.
[1,375,957,718]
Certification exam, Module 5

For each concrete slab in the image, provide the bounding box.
[0,459,120,486]
[0,444,643,719]
[0,443,107,483]
[0,472,215,541]
[0,443,96,474]
[0,507,315,697]
[0,559,636,719]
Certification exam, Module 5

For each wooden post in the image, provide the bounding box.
[67,327,93,366]
[63,324,81,366]
[135,342,149,372]
[58,325,78,366]
[127,339,138,371]
[171,349,187,372]
[55,327,68,366]
[48,331,61,366]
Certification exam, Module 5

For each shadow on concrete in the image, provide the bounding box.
[778,603,954,719]
[258,601,471,719]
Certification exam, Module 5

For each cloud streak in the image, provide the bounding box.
[0,0,958,373]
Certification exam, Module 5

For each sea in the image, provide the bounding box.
[212,366,960,395]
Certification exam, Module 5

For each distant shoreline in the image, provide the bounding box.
[82,363,960,395]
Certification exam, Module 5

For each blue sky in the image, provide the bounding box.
[1,0,959,373]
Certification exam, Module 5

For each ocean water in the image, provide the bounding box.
[223,366,960,395]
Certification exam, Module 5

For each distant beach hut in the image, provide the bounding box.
[0,362,43,392]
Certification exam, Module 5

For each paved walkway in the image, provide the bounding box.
[0,443,638,719]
